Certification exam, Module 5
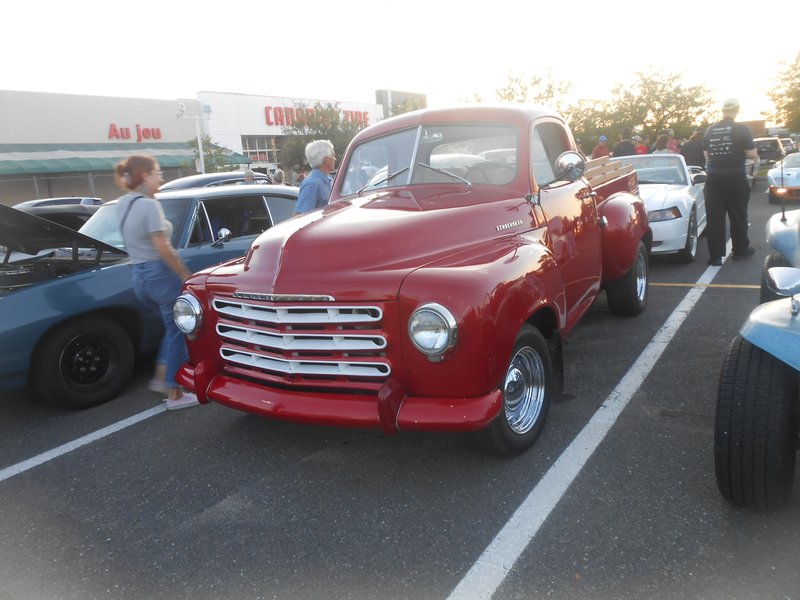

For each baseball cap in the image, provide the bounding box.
[722,97,740,110]
[599,135,608,142]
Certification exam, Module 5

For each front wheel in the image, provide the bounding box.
[714,336,799,510]
[760,253,792,303]
[474,325,553,456]
[674,209,698,263]
[605,241,649,316]
[33,316,135,409]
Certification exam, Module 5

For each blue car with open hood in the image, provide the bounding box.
[0,184,297,408]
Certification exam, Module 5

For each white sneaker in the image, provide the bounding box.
[165,392,199,411]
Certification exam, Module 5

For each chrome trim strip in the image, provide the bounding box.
[213,300,383,324]
[232,292,335,302]
[217,323,387,351]
[220,347,391,377]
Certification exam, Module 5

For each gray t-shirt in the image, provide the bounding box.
[117,192,173,264]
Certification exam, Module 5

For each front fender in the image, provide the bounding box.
[599,192,651,282]
[740,298,800,373]
[396,233,564,399]
[766,209,800,266]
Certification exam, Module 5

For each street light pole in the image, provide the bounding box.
[179,102,211,174]
[194,116,206,174]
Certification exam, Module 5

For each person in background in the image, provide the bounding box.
[666,128,679,153]
[114,155,198,410]
[272,169,287,185]
[294,140,335,215]
[243,168,255,183]
[612,127,637,157]
[653,134,673,153]
[680,130,706,168]
[703,98,759,266]
[634,135,649,155]
[591,135,610,159]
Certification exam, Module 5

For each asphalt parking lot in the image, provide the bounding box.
[2,179,799,600]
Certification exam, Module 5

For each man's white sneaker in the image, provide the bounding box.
[165,393,199,411]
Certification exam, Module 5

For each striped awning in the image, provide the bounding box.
[0,143,250,175]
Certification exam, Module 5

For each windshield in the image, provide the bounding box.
[339,123,518,196]
[779,154,800,169]
[79,198,192,249]
[611,155,688,185]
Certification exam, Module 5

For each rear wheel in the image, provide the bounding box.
[474,325,553,456]
[33,316,134,409]
[714,336,799,509]
[605,242,649,316]
[674,209,698,263]
[760,253,792,303]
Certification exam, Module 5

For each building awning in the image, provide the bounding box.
[0,143,250,176]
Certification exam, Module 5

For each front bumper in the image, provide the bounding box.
[177,361,503,434]
[649,218,689,254]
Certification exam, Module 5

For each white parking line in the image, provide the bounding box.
[446,243,731,600]
[0,404,165,483]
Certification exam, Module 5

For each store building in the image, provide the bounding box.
[0,90,388,206]
[197,91,384,173]
[0,90,224,205]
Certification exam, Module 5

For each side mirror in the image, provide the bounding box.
[211,227,232,247]
[692,173,707,184]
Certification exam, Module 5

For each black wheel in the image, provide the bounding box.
[674,208,698,263]
[768,190,779,204]
[715,336,799,510]
[760,253,792,303]
[474,325,553,456]
[33,316,134,409]
[605,241,649,316]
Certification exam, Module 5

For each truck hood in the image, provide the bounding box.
[0,204,126,258]
[208,188,532,301]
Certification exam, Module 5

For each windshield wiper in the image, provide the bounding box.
[357,166,410,196]
[416,162,472,187]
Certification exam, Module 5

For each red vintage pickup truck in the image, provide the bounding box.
[174,106,651,455]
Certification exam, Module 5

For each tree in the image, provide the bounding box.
[186,135,240,173]
[279,102,364,172]
[494,70,572,114]
[769,52,800,132]
[604,69,714,142]
[483,69,716,148]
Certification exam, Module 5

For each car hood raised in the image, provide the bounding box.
[0,204,126,257]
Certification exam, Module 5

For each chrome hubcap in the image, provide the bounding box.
[503,347,545,434]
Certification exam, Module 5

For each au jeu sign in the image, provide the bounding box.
[108,123,162,142]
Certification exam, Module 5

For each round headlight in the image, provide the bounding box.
[408,303,457,360]
[173,294,203,337]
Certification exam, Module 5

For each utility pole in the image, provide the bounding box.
[178,102,212,174]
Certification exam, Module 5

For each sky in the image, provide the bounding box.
[4,0,799,124]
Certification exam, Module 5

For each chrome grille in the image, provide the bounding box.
[212,297,391,382]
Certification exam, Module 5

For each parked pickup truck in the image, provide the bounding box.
[174,106,651,455]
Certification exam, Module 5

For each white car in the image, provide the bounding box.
[611,154,706,262]
[766,152,800,204]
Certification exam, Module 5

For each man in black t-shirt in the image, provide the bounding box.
[612,127,637,157]
[680,131,706,168]
[703,98,759,266]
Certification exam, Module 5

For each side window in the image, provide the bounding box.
[264,194,298,225]
[201,195,272,242]
[531,122,571,186]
